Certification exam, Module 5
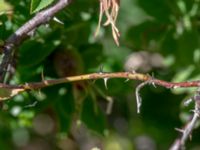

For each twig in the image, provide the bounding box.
[1,71,200,101]
[0,0,72,82]
[0,71,200,149]
[170,91,200,150]
[135,81,150,113]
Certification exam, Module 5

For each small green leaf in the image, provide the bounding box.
[30,0,55,14]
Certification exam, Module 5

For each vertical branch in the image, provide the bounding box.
[170,92,200,150]
[0,0,72,82]
[135,81,150,113]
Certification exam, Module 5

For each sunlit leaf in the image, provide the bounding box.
[30,0,55,14]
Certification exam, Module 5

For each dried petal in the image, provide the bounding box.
[95,0,120,46]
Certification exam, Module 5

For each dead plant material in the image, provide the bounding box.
[95,0,120,46]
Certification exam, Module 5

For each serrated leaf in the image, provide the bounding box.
[30,0,55,14]
[30,0,40,13]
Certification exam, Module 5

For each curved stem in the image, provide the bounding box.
[1,71,200,100]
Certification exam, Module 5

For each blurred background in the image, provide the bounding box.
[1,0,200,149]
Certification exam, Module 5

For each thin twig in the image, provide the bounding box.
[1,71,200,101]
[0,0,72,82]
[170,93,200,150]
[0,71,200,149]
[135,81,149,113]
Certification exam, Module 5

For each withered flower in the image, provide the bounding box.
[95,0,120,46]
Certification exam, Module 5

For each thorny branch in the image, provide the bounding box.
[0,0,200,149]
[0,0,72,82]
[1,71,200,100]
[0,71,199,149]
[170,90,200,150]
[135,80,150,113]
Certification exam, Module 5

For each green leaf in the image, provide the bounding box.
[30,0,55,14]
[138,0,172,22]
[43,85,75,132]
[81,97,107,134]
[176,30,199,65]
[19,40,56,68]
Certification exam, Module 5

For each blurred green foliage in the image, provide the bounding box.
[0,0,200,149]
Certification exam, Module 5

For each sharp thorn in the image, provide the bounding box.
[24,101,38,108]
[131,70,136,74]
[184,98,193,106]
[175,128,184,133]
[151,82,157,88]
[104,78,109,90]
[124,78,129,82]
[53,17,64,25]
[98,65,104,74]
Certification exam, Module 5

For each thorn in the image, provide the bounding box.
[196,110,200,117]
[132,70,136,74]
[191,109,200,117]
[173,85,180,89]
[41,70,49,85]
[124,78,129,82]
[24,83,30,89]
[24,101,38,108]
[53,17,64,25]
[103,78,109,89]
[98,65,104,74]
[151,82,157,88]
[175,128,184,133]
[27,29,35,37]
[184,98,193,106]
[190,109,197,113]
